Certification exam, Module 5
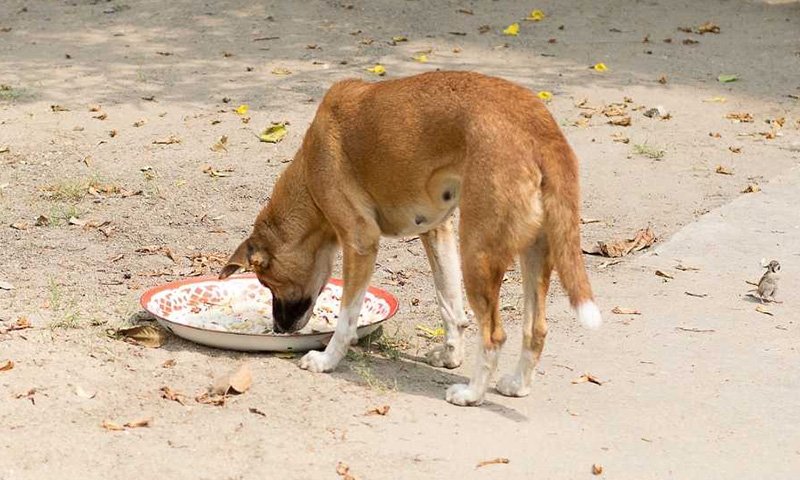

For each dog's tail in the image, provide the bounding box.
[539,138,602,330]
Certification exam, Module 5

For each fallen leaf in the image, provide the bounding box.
[211,363,253,395]
[741,183,761,193]
[457,8,473,15]
[415,324,445,340]
[658,75,668,84]
[336,461,357,480]
[391,35,408,43]
[526,9,545,21]
[153,135,181,145]
[0,146,9,153]
[234,104,249,116]
[755,305,773,316]
[583,227,656,257]
[0,360,14,372]
[160,386,186,405]
[259,123,288,143]
[715,165,733,175]
[249,407,267,417]
[15,388,36,404]
[476,458,510,469]
[592,464,604,475]
[1,317,31,334]
[676,326,715,333]
[411,52,428,63]
[10,222,28,230]
[609,116,631,126]
[611,132,630,143]
[133,119,146,127]
[612,306,641,315]
[697,21,720,34]
[572,373,603,385]
[195,392,226,406]
[118,325,168,348]
[93,112,108,120]
[675,264,700,271]
[366,405,390,416]
[202,165,234,177]
[581,218,602,224]
[0,280,13,290]
[366,64,386,76]
[728,146,742,154]
[726,112,754,124]
[162,359,176,368]
[655,270,674,280]
[124,418,151,428]
[101,420,125,431]
[684,291,708,298]
[537,91,553,101]
[717,74,738,83]
[503,23,520,36]
[50,104,69,112]
[682,38,699,45]
[704,96,727,103]
[76,385,97,399]
[709,132,721,138]
[271,67,292,76]
[68,216,86,227]
[478,25,490,34]
[109,129,118,137]
[593,62,608,72]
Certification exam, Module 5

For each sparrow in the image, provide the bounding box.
[756,260,780,303]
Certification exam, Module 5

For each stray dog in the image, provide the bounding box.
[220,71,601,406]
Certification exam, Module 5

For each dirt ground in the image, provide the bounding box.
[1,0,799,479]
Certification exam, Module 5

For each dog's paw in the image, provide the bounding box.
[299,350,338,373]
[496,374,530,398]
[426,342,463,369]
[445,383,484,406]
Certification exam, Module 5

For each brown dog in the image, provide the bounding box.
[220,71,601,406]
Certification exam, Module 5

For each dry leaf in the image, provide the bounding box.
[0,280,13,290]
[195,392,226,406]
[249,407,267,417]
[583,227,655,257]
[728,146,742,154]
[50,104,69,112]
[658,75,668,84]
[476,458,510,468]
[572,374,603,385]
[94,112,108,120]
[715,165,734,175]
[741,184,761,193]
[162,359,176,368]
[76,385,97,399]
[118,325,167,348]
[101,420,125,431]
[210,135,228,153]
[697,21,720,34]
[608,116,631,126]
[581,218,602,224]
[611,306,641,315]
[478,25,490,34]
[709,132,721,138]
[675,264,700,271]
[133,119,146,127]
[682,38,699,45]
[676,326,715,333]
[684,291,708,298]
[2,317,32,334]
[755,305,773,316]
[153,135,181,145]
[211,363,253,395]
[271,67,292,76]
[0,360,14,372]
[725,112,753,123]
[259,123,288,143]
[611,132,630,143]
[10,222,28,230]
[202,165,234,177]
[366,405,390,416]
[160,386,186,405]
[124,418,151,428]
[592,464,604,475]
[336,461,357,480]
[655,270,674,280]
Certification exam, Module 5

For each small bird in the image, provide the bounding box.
[756,260,781,303]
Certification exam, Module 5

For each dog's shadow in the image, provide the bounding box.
[130,312,527,422]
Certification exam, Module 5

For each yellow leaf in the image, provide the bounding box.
[593,62,608,72]
[503,23,520,36]
[526,9,545,21]
[411,53,428,63]
[703,96,727,103]
[366,64,386,76]
[259,123,287,143]
[234,104,249,116]
[271,67,292,76]
[415,324,445,340]
[391,35,408,43]
[537,91,553,101]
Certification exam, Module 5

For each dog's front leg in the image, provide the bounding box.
[420,218,469,368]
[300,244,377,373]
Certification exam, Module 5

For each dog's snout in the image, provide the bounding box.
[272,296,313,333]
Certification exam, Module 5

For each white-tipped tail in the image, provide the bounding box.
[576,301,602,330]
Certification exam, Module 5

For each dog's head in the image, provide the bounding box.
[219,228,335,333]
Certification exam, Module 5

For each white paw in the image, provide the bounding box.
[299,350,338,373]
[496,374,530,397]
[445,383,484,406]
[426,341,464,369]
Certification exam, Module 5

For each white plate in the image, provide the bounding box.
[140,274,399,352]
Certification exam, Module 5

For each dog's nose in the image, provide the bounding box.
[272,296,313,333]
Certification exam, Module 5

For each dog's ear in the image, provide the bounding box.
[219,238,252,280]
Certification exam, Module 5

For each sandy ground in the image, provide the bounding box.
[1,0,799,479]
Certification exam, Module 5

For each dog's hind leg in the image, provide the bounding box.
[496,234,552,397]
[300,242,378,373]
[445,240,511,406]
[421,217,469,369]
